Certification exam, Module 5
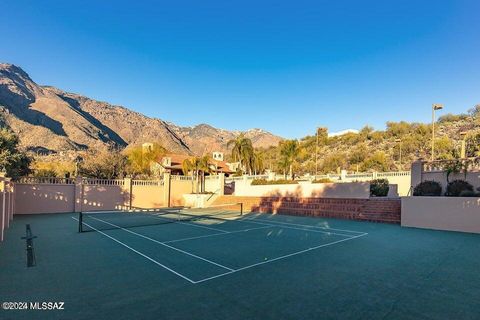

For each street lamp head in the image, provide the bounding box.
[432,103,444,110]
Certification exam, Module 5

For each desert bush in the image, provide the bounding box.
[445,180,474,197]
[360,151,390,172]
[251,179,298,185]
[413,181,442,196]
[370,179,389,197]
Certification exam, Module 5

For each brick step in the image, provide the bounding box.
[212,195,401,224]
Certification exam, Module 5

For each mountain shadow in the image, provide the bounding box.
[0,88,67,136]
[58,95,127,147]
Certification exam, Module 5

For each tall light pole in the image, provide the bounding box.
[395,138,402,167]
[460,131,467,159]
[431,103,444,161]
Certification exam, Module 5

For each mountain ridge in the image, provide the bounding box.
[0,63,282,156]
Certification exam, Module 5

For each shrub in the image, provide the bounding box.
[458,190,480,197]
[370,179,389,197]
[413,181,442,196]
[446,180,474,197]
[251,179,298,185]
[312,178,333,183]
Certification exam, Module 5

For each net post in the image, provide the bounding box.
[240,203,243,216]
[78,212,83,233]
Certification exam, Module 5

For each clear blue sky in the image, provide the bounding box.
[1,0,479,138]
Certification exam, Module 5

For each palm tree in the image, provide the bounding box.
[182,158,196,193]
[197,155,213,193]
[279,140,299,180]
[227,134,254,174]
[251,150,265,175]
[182,155,213,193]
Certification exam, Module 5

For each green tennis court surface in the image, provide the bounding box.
[1,212,479,319]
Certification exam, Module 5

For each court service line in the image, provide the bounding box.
[147,215,231,233]
[163,225,273,244]
[175,220,229,233]
[193,232,368,284]
[240,216,367,235]
[88,216,235,272]
[231,218,356,237]
[71,217,196,284]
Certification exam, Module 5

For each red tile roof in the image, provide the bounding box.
[158,153,234,174]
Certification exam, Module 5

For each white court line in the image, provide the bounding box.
[146,214,231,233]
[193,232,368,284]
[163,225,273,244]
[88,216,234,271]
[232,218,356,237]
[71,217,196,284]
[240,216,367,235]
[73,214,368,284]
[165,212,360,237]
[175,220,229,233]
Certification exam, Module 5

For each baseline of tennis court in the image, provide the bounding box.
[73,212,367,284]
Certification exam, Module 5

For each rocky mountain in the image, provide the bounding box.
[0,63,282,156]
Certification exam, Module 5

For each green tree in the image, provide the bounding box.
[434,136,455,160]
[251,150,265,175]
[348,145,368,166]
[227,134,254,174]
[79,149,128,179]
[386,121,412,138]
[125,143,166,177]
[321,153,346,173]
[465,132,480,157]
[182,155,212,193]
[360,151,390,172]
[0,128,31,177]
[316,127,328,146]
[278,140,299,179]
[359,125,374,140]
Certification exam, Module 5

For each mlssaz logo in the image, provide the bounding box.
[29,302,65,310]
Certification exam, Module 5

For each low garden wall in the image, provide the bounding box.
[212,195,401,223]
[401,196,480,234]
[13,174,215,215]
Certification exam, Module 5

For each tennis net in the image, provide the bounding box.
[78,203,243,232]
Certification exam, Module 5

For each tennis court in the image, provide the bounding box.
[1,206,479,319]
